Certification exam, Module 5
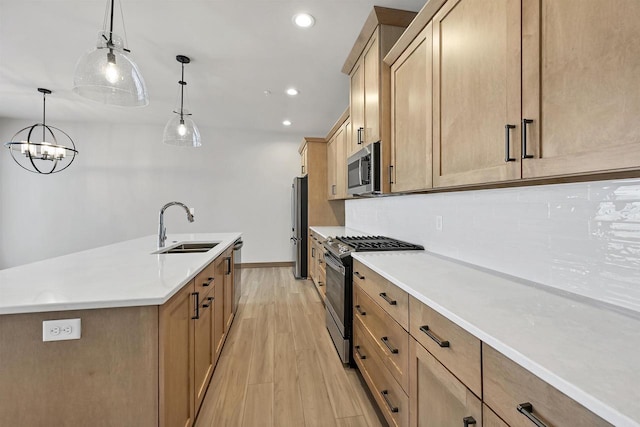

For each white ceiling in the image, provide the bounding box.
[0,0,426,136]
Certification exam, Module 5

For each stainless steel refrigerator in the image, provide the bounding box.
[291,176,308,279]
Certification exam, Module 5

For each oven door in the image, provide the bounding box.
[324,252,346,333]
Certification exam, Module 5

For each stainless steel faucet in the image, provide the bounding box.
[158,201,195,248]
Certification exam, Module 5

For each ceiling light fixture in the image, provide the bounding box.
[293,13,315,28]
[73,0,148,107]
[283,120,292,126]
[286,88,299,96]
[4,88,78,174]
[163,55,201,147]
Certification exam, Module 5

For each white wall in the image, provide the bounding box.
[346,179,640,313]
[0,118,301,269]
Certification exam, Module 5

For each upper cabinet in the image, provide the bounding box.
[327,108,350,200]
[300,144,308,176]
[343,7,417,192]
[389,21,433,193]
[432,0,522,188]
[521,0,640,178]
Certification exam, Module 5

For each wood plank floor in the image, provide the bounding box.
[194,267,385,427]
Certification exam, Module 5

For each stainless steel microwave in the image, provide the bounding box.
[347,141,381,195]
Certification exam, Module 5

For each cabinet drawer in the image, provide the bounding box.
[354,318,409,427]
[354,282,409,393]
[483,344,612,427]
[409,295,481,397]
[409,338,482,427]
[353,260,409,329]
[194,261,215,295]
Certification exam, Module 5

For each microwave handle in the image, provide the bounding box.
[358,158,364,186]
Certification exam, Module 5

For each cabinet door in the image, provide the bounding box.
[350,61,365,154]
[364,33,380,145]
[522,0,640,178]
[300,145,308,175]
[224,252,234,332]
[159,282,195,427]
[338,119,350,198]
[213,257,226,363]
[433,0,521,187]
[194,289,214,413]
[483,405,509,427]
[327,135,337,199]
[410,338,482,427]
[391,22,433,193]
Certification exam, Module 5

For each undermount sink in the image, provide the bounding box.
[154,242,219,254]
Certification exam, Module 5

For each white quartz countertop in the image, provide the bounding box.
[352,251,640,427]
[0,233,242,315]
[309,226,369,240]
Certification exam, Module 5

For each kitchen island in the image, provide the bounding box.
[0,233,241,427]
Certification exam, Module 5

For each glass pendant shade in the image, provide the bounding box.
[73,32,148,107]
[163,113,201,147]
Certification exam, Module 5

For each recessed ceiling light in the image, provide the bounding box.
[263,90,272,96]
[286,88,299,96]
[283,120,292,126]
[293,13,315,28]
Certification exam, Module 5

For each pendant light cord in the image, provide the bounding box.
[42,91,46,141]
[179,62,185,123]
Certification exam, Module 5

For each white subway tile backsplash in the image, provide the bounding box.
[346,178,640,313]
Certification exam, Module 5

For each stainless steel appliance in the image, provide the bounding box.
[291,176,308,279]
[323,235,424,364]
[232,239,243,313]
[347,141,381,196]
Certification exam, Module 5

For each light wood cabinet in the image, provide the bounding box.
[409,295,481,397]
[343,7,417,192]
[410,338,482,427]
[159,281,195,427]
[309,230,326,301]
[213,255,226,362]
[521,0,640,178]
[194,286,214,412]
[483,344,612,427]
[432,0,522,188]
[483,405,509,427]
[300,144,308,176]
[223,248,234,332]
[326,109,350,200]
[390,21,433,193]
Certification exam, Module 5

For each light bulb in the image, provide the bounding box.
[178,123,187,136]
[293,13,315,28]
[105,62,119,84]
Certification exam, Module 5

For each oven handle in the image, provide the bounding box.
[324,252,346,275]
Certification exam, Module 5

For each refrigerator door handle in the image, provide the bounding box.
[291,183,295,232]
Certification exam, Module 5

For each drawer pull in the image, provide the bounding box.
[203,277,214,287]
[505,124,516,162]
[381,336,399,354]
[353,271,365,280]
[355,305,366,316]
[463,416,477,427]
[380,390,399,413]
[202,296,214,308]
[192,292,200,320]
[354,345,366,360]
[419,325,450,348]
[379,292,397,306]
[517,402,548,427]
[318,281,324,287]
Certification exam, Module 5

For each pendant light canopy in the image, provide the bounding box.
[73,0,148,107]
[4,88,78,174]
[163,55,201,147]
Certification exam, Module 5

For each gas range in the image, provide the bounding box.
[324,235,424,259]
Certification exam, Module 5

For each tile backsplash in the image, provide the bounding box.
[345,179,640,313]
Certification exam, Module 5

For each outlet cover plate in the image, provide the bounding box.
[43,318,81,342]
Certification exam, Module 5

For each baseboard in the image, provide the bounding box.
[241,262,294,269]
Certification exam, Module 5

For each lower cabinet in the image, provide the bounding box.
[159,249,238,427]
[309,231,326,301]
[483,405,508,427]
[409,338,482,427]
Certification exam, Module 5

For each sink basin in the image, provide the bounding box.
[155,242,219,254]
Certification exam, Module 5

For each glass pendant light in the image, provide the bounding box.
[4,88,78,174]
[73,0,148,107]
[163,55,201,147]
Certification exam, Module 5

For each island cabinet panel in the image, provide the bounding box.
[213,255,226,362]
[0,306,159,427]
[194,286,214,414]
[160,281,196,427]
[223,248,234,332]
[483,344,612,427]
[432,0,521,188]
[409,338,482,427]
[483,405,509,427]
[521,0,640,178]
[390,21,433,193]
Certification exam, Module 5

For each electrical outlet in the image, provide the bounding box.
[43,318,81,342]
[436,215,443,231]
